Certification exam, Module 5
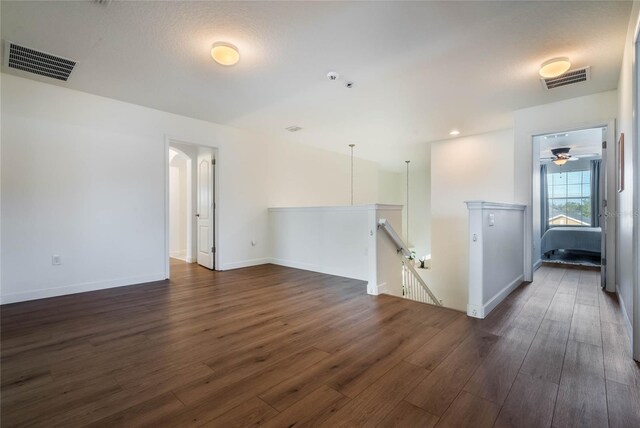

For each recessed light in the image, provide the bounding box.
[449,130,460,136]
[539,57,571,78]
[211,42,240,66]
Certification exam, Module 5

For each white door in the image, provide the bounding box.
[600,138,607,289]
[196,150,215,269]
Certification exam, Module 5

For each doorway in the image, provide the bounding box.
[169,147,192,262]
[532,127,607,283]
[166,139,218,277]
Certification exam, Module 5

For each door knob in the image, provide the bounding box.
[195,214,200,217]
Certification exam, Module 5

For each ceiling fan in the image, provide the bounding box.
[541,147,599,166]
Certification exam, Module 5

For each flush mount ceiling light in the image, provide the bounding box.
[211,42,240,66]
[449,130,460,136]
[539,57,571,79]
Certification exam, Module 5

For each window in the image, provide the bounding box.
[547,170,591,226]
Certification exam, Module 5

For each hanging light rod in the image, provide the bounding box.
[349,144,356,206]
[405,160,410,245]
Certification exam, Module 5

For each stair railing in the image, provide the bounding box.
[378,218,442,306]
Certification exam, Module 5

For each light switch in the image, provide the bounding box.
[488,213,495,226]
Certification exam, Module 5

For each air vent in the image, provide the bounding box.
[540,66,590,90]
[286,126,302,132]
[3,41,76,81]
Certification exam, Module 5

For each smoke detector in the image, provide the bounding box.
[327,71,339,81]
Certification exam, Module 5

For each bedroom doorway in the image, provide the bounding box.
[532,127,607,281]
[166,139,219,279]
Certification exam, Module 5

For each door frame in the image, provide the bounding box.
[632,23,640,361]
[164,136,220,279]
[527,119,616,291]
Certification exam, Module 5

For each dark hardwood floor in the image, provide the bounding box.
[1,260,639,427]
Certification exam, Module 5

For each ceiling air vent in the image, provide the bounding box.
[540,66,590,90]
[3,41,76,81]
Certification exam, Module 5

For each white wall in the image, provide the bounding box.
[267,138,381,207]
[268,206,371,281]
[267,204,404,296]
[401,167,431,259]
[377,169,404,206]
[0,74,271,302]
[1,73,402,303]
[429,129,515,310]
[377,161,432,260]
[466,202,526,318]
[616,1,640,358]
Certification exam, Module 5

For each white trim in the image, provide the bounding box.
[534,258,543,270]
[268,204,402,212]
[375,282,387,295]
[170,250,188,257]
[267,257,368,281]
[465,200,526,211]
[633,30,640,361]
[617,285,633,337]
[0,273,166,305]
[164,137,170,279]
[469,274,525,319]
[221,258,270,270]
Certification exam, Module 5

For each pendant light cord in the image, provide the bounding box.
[349,144,355,206]
[406,160,410,245]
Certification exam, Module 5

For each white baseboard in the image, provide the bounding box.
[221,258,270,270]
[467,274,524,319]
[372,282,387,295]
[170,250,189,259]
[0,273,167,305]
[616,285,633,336]
[267,258,367,281]
[534,259,542,270]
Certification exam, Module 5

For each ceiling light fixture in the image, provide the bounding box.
[449,130,460,136]
[553,158,568,166]
[211,42,240,66]
[539,57,571,79]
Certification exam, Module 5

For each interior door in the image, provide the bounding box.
[196,150,215,269]
[600,138,607,288]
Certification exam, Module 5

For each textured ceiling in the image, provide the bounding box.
[0,1,632,170]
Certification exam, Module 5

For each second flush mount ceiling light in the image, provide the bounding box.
[211,42,240,66]
[539,57,571,79]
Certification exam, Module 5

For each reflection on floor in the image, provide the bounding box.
[1,261,639,426]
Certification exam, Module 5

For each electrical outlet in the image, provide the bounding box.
[52,255,61,265]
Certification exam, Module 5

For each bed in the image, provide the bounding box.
[541,226,602,256]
